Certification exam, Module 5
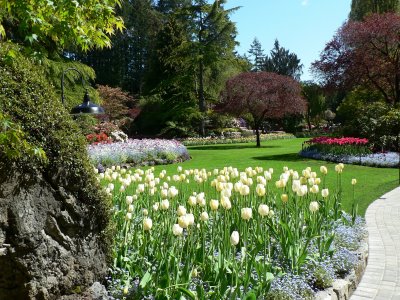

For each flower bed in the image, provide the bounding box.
[300,150,399,168]
[303,137,371,156]
[88,139,190,167]
[182,132,295,146]
[96,163,366,299]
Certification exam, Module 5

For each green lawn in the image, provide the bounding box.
[152,138,399,216]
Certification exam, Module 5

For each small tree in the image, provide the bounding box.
[302,81,326,130]
[219,72,306,147]
[248,37,265,72]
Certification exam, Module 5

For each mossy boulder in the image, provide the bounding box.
[0,42,112,299]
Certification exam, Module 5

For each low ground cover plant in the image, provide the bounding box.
[97,163,364,299]
[182,132,295,146]
[88,139,190,167]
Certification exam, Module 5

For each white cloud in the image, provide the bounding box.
[301,0,309,6]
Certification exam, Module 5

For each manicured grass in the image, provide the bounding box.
[151,138,399,216]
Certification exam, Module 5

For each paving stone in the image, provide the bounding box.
[350,187,400,300]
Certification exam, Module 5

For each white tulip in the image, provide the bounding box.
[200,211,209,222]
[188,196,197,207]
[241,207,252,220]
[177,205,187,216]
[186,213,195,226]
[258,204,269,217]
[256,184,266,197]
[210,199,219,211]
[320,166,328,175]
[310,184,319,194]
[172,224,183,236]
[143,218,153,231]
[309,201,320,213]
[230,231,239,246]
[321,188,329,198]
[178,215,189,228]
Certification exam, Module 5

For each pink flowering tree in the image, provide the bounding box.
[218,72,306,147]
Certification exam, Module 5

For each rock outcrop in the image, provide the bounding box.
[0,170,108,299]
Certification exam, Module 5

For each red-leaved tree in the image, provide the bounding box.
[312,13,400,105]
[219,72,306,147]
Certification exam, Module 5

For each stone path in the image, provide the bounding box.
[350,186,400,300]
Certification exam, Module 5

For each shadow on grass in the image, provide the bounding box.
[253,153,307,162]
[188,144,281,151]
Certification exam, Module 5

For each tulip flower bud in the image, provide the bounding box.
[177,205,186,216]
[320,166,328,175]
[200,211,209,222]
[210,199,219,211]
[161,199,170,210]
[230,231,240,246]
[281,194,288,203]
[241,207,252,220]
[256,184,266,197]
[152,202,159,211]
[172,224,183,236]
[351,178,357,185]
[258,204,269,217]
[186,213,195,226]
[178,215,189,228]
[220,197,232,210]
[188,196,197,207]
[309,201,319,213]
[321,188,329,198]
[310,184,319,194]
[126,196,133,205]
[143,218,153,231]
[240,185,250,196]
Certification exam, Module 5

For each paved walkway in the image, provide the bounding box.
[351,186,400,300]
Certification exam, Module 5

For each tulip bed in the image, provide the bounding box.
[302,137,371,156]
[97,163,366,299]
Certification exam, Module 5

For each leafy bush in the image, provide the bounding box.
[0,41,112,256]
[134,94,200,137]
[338,99,400,152]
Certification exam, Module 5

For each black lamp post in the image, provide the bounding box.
[61,67,105,115]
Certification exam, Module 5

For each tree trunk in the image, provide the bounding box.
[307,110,312,131]
[255,127,261,147]
[198,59,206,136]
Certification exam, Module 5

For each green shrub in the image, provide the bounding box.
[0,42,112,259]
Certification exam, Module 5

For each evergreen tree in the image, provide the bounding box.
[144,0,240,136]
[78,0,161,94]
[248,38,265,72]
[350,0,400,21]
[262,39,303,81]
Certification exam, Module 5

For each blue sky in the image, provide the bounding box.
[226,0,352,81]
